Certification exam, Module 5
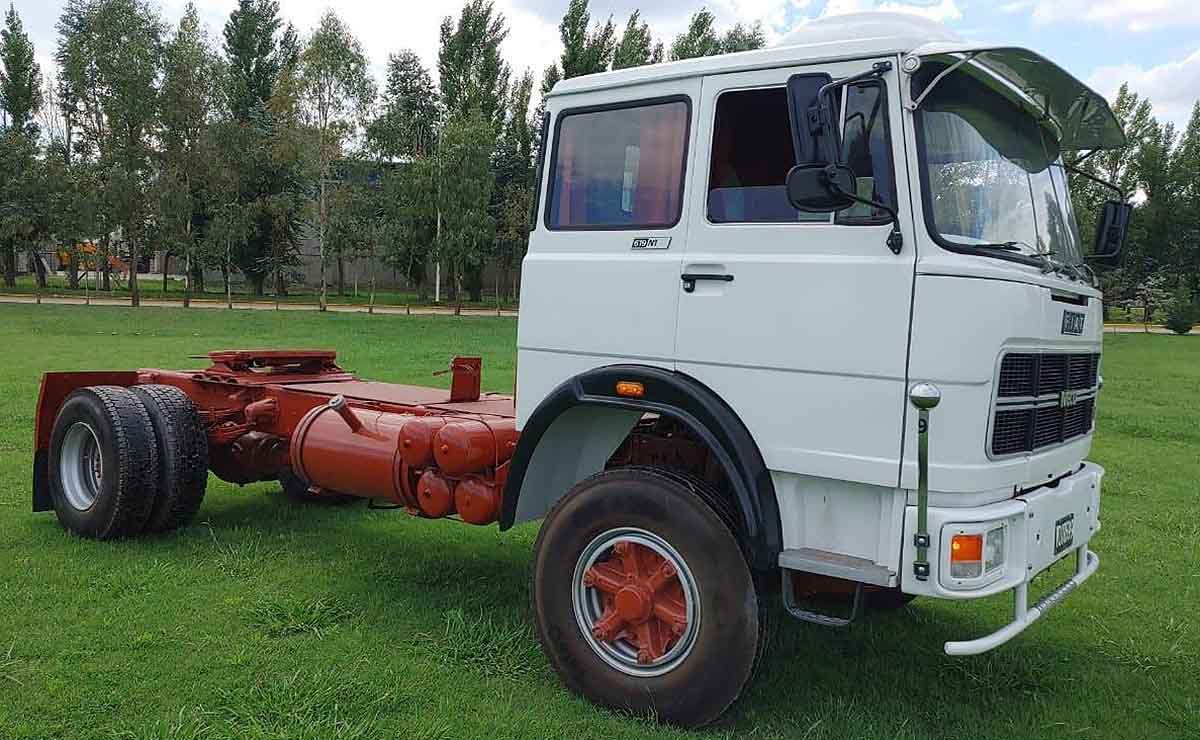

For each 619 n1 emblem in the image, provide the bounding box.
[632,236,671,251]
[1062,311,1085,336]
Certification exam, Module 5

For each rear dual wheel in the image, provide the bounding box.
[531,468,766,728]
[48,385,208,539]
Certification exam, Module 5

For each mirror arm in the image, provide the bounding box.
[814,61,894,161]
[822,165,904,255]
[1063,163,1127,201]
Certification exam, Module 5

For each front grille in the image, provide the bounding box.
[990,353,1100,456]
[996,352,1099,398]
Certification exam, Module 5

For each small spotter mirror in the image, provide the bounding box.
[785,163,859,213]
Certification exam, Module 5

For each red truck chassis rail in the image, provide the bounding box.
[34,350,517,525]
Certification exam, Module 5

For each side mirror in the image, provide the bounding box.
[786,163,859,213]
[1091,200,1131,264]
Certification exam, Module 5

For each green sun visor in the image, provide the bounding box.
[906,43,1128,152]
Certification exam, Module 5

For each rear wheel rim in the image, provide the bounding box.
[571,527,700,678]
[60,422,103,511]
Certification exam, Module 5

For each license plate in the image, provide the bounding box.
[1054,514,1075,555]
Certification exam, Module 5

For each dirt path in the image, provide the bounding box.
[0,293,518,318]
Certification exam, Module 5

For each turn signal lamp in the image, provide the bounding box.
[616,381,645,398]
[950,534,983,579]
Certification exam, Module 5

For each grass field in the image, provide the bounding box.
[0,304,1196,740]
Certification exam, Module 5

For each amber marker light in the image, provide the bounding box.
[616,381,645,398]
[950,533,984,579]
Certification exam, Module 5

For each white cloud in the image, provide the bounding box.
[1003,0,1200,33]
[819,0,962,23]
[1087,48,1200,128]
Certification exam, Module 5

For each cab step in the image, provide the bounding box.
[778,549,896,629]
[778,548,894,587]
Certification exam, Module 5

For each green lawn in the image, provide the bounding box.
[0,305,1196,740]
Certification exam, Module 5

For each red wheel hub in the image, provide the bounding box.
[583,540,690,665]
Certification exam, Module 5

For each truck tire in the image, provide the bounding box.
[531,468,766,728]
[279,470,358,506]
[47,386,158,540]
[130,385,209,533]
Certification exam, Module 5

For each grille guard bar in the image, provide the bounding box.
[944,547,1099,656]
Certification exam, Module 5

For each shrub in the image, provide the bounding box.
[1163,287,1197,335]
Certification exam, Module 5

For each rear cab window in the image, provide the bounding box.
[546,98,690,230]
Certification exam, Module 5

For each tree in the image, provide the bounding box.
[612,10,662,70]
[670,10,765,61]
[437,111,495,311]
[493,71,535,303]
[224,0,282,121]
[298,9,375,308]
[56,0,113,290]
[381,156,437,300]
[58,0,163,307]
[370,50,440,160]
[0,3,44,288]
[720,22,767,53]
[223,0,298,297]
[0,130,47,288]
[258,50,309,302]
[558,0,615,79]
[159,3,221,305]
[1,3,42,134]
[438,0,510,129]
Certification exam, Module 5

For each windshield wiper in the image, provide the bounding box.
[972,241,1028,252]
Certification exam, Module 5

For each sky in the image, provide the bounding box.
[14,0,1200,130]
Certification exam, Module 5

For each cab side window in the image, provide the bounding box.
[546,99,689,230]
[707,88,828,224]
[837,82,897,224]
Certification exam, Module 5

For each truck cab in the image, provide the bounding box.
[510,12,1126,713]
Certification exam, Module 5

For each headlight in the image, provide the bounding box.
[985,526,1005,573]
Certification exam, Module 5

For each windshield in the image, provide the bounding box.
[915,64,1084,267]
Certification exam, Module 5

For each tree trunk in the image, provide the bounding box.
[162,253,170,296]
[225,238,233,310]
[100,235,111,292]
[33,252,48,290]
[128,237,141,307]
[319,177,328,312]
[67,249,80,289]
[1,244,16,289]
[336,255,345,297]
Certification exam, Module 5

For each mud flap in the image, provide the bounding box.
[33,449,52,512]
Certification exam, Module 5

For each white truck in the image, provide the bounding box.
[516,12,1126,725]
[32,12,1131,729]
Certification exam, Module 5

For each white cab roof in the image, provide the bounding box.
[549,13,961,99]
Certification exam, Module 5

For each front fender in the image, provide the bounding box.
[501,365,782,571]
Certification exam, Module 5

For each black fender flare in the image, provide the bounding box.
[500,365,782,571]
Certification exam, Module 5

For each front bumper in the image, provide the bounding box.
[901,462,1103,655]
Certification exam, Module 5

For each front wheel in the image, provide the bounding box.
[530,468,765,728]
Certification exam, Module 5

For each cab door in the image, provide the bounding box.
[517,80,699,423]
[674,59,917,490]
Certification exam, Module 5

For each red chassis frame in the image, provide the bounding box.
[33,350,518,524]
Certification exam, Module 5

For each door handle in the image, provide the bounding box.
[681,273,734,293]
